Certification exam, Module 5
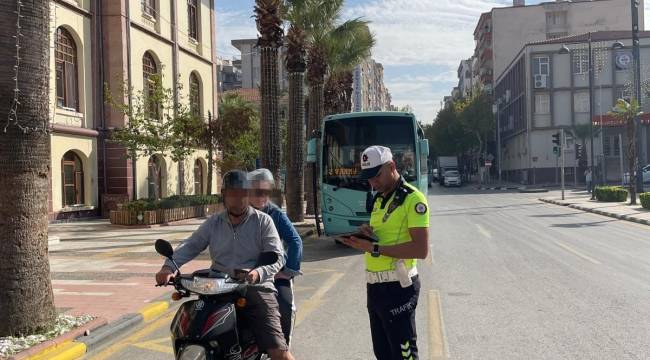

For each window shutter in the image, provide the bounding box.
[65,62,77,110]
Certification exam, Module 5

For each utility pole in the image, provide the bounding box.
[560,129,566,200]
[588,32,596,200]
[632,0,644,195]
[562,129,566,200]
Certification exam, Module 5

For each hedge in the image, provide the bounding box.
[641,193,650,209]
[593,186,628,202]
[121,194,222,212]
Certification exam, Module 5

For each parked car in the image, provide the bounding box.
[443,170,461,187]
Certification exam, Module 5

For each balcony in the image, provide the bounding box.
[480,48,493,63]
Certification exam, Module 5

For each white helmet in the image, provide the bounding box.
[248,168,275,187]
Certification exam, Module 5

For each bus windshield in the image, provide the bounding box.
[322,116,417,190]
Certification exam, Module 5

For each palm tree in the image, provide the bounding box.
[0,1,56,335]
[304,0,369,213]
[611,98,643,205]
[255,0,284,190]
[283,0,309,221]
[324,22,375,115]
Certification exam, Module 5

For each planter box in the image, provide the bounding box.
[110,204,223,226]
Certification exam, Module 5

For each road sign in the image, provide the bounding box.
[485,161,492,167]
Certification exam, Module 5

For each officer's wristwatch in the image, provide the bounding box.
[371,244,381,257]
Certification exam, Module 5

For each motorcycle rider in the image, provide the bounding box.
[155,170,295,360]
[248,168,303,346]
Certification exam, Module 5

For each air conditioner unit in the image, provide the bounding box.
[534,74,548,89]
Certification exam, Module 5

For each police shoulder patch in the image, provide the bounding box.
[415,202,427,214]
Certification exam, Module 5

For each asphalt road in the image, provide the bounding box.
[85,185,650,359]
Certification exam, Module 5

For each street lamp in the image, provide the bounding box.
[493,99,501,186]
[559,32,596,199]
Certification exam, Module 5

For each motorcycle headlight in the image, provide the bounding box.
[180,277,240,295]
[179,344,206,360]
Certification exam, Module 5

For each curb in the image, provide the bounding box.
[78,299,171,351]
[539,198,650,226]
[48,236,61,246]
[6,317,107,360]
[8,299,172,360]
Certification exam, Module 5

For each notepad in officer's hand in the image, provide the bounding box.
[337,232,378,243]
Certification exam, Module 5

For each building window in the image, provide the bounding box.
[532,56,549,76]
[189,72,201,118]
[142,0,156,18]
[534,94,550,115]
[61,151,84,206]
[55,27,78,111]
[574,92,590,113]
[194,159,204,195]
[148,155,163,199]
[188,0,199,41]
[572,53,589,75]
[613,135,621,157]
[142,52,160,119]
[603,136,611,156]
[546,11,567,27]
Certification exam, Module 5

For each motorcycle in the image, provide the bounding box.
[155,239,278,360]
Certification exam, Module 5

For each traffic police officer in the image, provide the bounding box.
[342,145,430,360]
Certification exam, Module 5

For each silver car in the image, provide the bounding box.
[443,170,461,187]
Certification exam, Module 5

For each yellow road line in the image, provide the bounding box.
[131,337,175,355]
[477,224,492,239]
[88,312,175,360]
[554,241,602,265]
[428,290,448,360]
[295,272,344,327]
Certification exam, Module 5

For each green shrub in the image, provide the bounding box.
[594,186,628,202]
[640,193,650,209]
[122,194,221,212]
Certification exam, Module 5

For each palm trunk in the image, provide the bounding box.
[286,72,305,221]
[0,0,56,336]
[323,76,337,116]
[627,117,638,205]
[341,71,354,113]
[259,46,282,203]
[306,83,324,215]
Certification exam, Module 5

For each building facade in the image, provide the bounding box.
[495,31,650,185]
[473,0,640,92]
[231,38,288,91]
[457,58,474,98]
[352,58,392,112]
[217,58,242,93]
[49,0,218,220]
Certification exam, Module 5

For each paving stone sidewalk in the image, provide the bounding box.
[540,189,650,225]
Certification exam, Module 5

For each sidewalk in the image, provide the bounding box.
[19,215,316,359]
[539,189,650,226]
[47,218,212,323]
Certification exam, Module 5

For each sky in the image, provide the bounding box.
[215,0,650,124]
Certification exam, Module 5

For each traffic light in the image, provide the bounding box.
[552,132,561,146]
[553,146,559,156]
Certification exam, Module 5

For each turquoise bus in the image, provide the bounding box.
[307,112,429,236]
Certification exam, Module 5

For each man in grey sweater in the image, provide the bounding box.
[155,170,295,360]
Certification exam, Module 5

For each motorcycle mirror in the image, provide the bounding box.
[256,252,279,267]
[155,239,174,259]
